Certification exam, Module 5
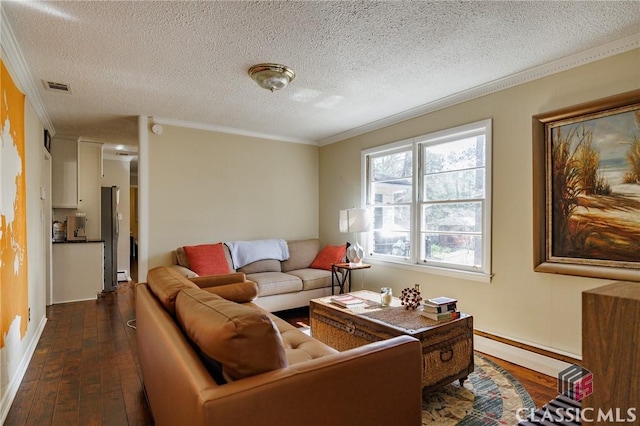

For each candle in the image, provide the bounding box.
[380,287,392,306]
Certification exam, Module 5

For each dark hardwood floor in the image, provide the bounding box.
[480,353,558,407]
[5,282,152,426]
[6,281,558,425]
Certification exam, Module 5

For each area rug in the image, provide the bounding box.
[422,353,535,425]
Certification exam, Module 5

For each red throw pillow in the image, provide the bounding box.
[183,243,231,276]
[310,245,346,270]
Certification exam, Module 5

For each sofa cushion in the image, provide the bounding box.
[238,259,282,274]
[281,239,320,272]
[246,272,303,297]
[146,266,199,315]
[183,243,231,276]
[175,247,190,268]
[170,264,199,278]
[199,281,259,303]
[197,348,227,385]
[286,268,333,291]
[310,244,347,270]
[268,314,338,365]
[176,244,235,272]
[175,288,288,382]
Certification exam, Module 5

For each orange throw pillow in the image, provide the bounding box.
[183,243,231,276]
[310,245,346,270]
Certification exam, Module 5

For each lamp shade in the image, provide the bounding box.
[339,208,372,233]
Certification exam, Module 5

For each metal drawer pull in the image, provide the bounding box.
[440,348,453,362]
[346,320,355,335]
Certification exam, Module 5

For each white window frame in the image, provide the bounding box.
[361,119,493,283]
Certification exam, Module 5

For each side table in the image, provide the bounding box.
[331,262,371,294]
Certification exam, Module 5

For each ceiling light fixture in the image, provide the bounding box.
[248,63,296,92]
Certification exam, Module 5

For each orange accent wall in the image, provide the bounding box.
[1,59,29,348]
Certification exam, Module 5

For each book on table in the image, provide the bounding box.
[423,296,457,313]
[330,294,365,307]
[422,302,457,314]
[420,309,461,321]
[426,296,457,305]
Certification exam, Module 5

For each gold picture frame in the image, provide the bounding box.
[533,89,640,282]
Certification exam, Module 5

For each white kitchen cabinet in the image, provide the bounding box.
[78,142,103,239]
[51,137,79,208]
[52,242,104,303]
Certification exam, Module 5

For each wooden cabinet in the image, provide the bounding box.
[78,142,103,239]
[51,137,78,208]
[52,139,104,238]
[582,281,640,425]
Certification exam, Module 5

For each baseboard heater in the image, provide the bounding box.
[117,270,129,282]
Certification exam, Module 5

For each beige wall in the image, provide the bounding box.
[147,125,319,269]
[319,49,640,358]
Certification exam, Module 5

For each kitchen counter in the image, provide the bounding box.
[52,242,104,303]
[53,239,104,244]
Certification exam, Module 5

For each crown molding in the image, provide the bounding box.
[1,6,55,134]
[103,153,134,162]
[78,140,103,147]
[317,32,640,146]
[150,116,316,146]
[51,133,79,142]
[2,0,636,150]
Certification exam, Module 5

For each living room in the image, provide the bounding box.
[1,2,639,425]
[144,48,638,367]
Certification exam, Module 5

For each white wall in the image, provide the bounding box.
[0,56,48,422]
[319,49,640,360]
[146,125,319,270]
[103,158,131,278]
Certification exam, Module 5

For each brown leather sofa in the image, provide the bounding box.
[136,266,423,426]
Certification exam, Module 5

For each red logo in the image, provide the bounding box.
[558,365,593,401]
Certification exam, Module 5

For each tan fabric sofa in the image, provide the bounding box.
[136,266,423,426]
[172,238,339,312]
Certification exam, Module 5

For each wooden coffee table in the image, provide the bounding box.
[310,290,474,394]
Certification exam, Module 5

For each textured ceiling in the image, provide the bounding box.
[2,1,640,152]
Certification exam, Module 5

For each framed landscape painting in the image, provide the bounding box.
[533,89,640,282]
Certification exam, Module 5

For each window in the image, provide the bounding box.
[362,119,492,278]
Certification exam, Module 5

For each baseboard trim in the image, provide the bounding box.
[473,331,579,378]
[474,330,581,364]
[0,315,47,424]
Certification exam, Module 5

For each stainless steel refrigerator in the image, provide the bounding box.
[101,186,119,292]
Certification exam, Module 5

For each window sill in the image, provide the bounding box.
[365,257,493,284]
